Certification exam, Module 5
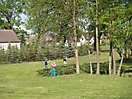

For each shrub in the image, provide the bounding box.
[37,62,132,77]
[0,49,6,63]
[37,64,76,77]
[0,41,94,64]
[37,63,111,77]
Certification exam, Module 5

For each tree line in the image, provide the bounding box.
[0,42,89,63]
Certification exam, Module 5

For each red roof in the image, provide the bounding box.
[0,30,20,43]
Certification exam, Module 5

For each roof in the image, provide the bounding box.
[0,30,20,43]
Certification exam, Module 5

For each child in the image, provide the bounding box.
[51,62,56,77]
[44,59,48,69]
[63,56,67,67]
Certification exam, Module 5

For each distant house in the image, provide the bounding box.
[77,35,87,46]
[0,30,20,51]
[63,35,89,47]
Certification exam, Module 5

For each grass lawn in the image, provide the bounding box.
[0,52,132,99]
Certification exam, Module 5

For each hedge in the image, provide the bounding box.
[37,63,110,76]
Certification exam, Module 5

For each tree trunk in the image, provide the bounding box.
[73,0,79,74]
[35,33,41,54]
[112,2,116,76]
[109,1,116,75]
[109,56,112,75]
[112,46,116,75]
[94,34,96,51]
[96,0,100,74]
[117,50,124,76]
[109,0,112,75]
[88,50,92,74]
[109,42,112,75]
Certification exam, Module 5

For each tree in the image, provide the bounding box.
[95,0,100,74]
[0,0,29,45]
[115,3,132,76]
[73,0,79,74]
[26,0,53,54]
[26,0,87,74]
[99,0,132,75]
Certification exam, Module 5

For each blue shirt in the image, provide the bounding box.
[63,58,66,61]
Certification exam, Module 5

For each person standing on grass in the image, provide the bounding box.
[51,62,56,77]
[63,56,67,67]
[44,59,48,69]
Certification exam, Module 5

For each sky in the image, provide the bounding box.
[20,14,32,34]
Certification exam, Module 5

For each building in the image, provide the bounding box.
[0,30,20,51]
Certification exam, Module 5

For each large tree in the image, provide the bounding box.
[99,0,132,75]
[0,0,28,44]
[27,0,87,74]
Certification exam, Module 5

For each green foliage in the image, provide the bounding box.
[0,0,29,45]
[78,45,88,56]
[0,0,24,28]
[0,43,92,64]
[1,0,132,65]
[6,45,19,63]
[18,45,27,62]
[37,62,109,77]
[37,62,132,77]
[37,64,76,77]
[37,64,75,77]
[0,49,6,63]
[97,0,132,62]
[15,29,29,45]
[80,63,109,74]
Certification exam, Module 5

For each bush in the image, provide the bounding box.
[37,64,76,77]
[0,49,6,63]
[37,62,132,77]
[80,63,109,74]
[78,46,88,56]
[37,63,111,77]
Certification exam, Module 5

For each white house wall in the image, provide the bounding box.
[0,43,20,51]
[79,35,86,45]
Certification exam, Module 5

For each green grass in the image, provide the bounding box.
[53,51,120,66]
[100,45,109,51]
[0,52,132,99]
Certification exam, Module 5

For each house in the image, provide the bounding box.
[64,34,91,47]
[77,35,87,46]
[0,30,20,51]
[65,33,110,46]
